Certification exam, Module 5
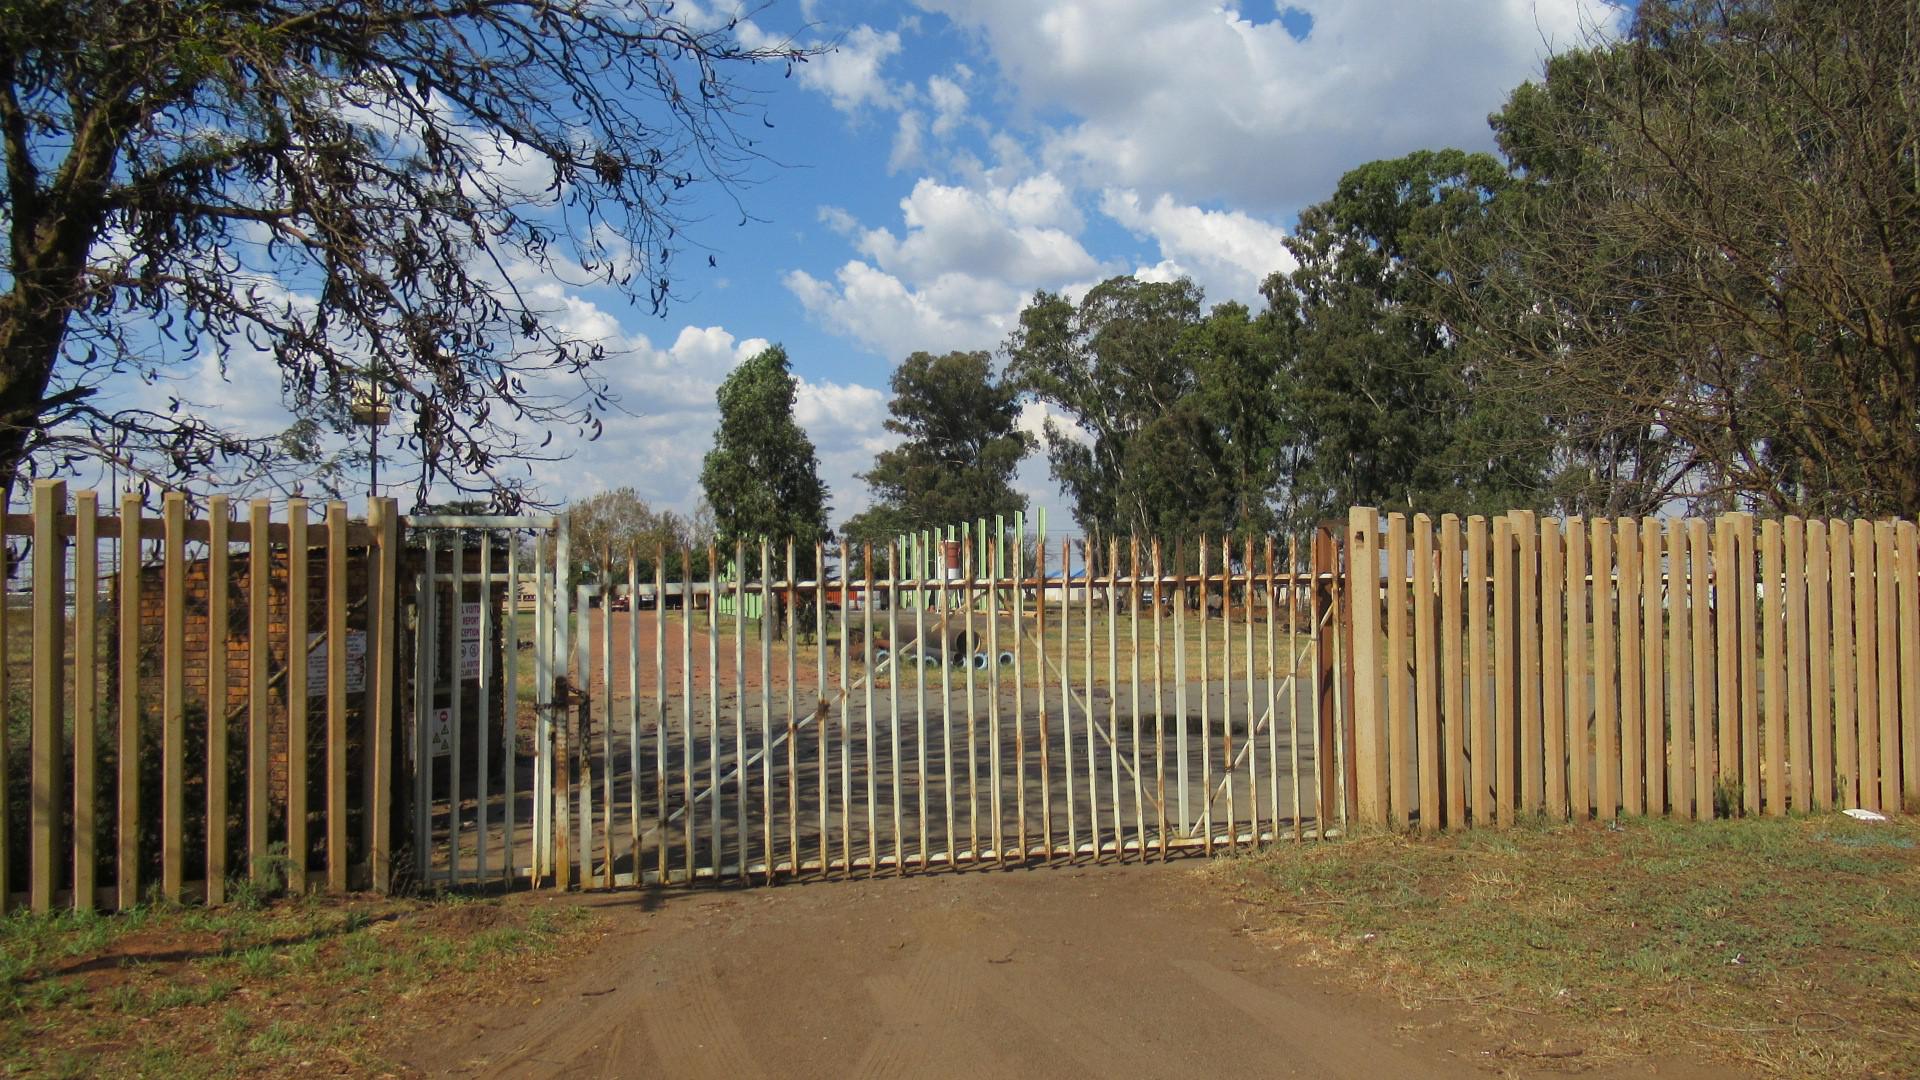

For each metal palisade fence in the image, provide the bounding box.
[410,512,1349,889]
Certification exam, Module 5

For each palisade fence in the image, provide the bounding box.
[11,489,1917,914]
[1346,507,1920,830]
[433,522,1350,891]
[0,481,402,913]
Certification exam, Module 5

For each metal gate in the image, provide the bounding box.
[404,512,572,890]
[406,523,1352,890]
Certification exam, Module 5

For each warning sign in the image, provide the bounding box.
[457,601,484,680]
[306,630,367,697]
[428,707,452,757]
[458,639,482,681]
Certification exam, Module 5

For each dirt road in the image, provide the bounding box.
[399,863,1735,1079]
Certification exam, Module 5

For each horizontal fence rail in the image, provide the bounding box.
[1,482,401,913]
[1346,507,1920,829]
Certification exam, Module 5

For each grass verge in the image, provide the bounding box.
[0,892,594,1078]
[1210,814,1920,1079]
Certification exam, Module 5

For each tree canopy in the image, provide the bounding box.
[698,345,829,569]
[1460,0,1920,517]
[1266,149,1547,530]
[0,1,809,503]
[841,350,1031,545]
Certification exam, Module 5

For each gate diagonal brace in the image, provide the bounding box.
[646,619,933,836]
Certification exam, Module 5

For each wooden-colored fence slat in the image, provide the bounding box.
[1514,511,1542,818]
[286,498,310,893]
[1900,521,1920,810]
[161,491,188,901]
[1689,518,1715,820]
[1852,521,1879,812]
[1466,517,1491,826]
[1440,515,1465,829]
[73,492,99,911]
[1592,519,1616,822]
[325,503,349,891]
[1413,515,1440,832]
[205,497,231,903]
[1785,518,1811,812]
[1829,521,1856,809]
[246,500,271,885]
[30,480,67,913]
[118,493,144,908]
[1735,515,1759,816]
[1348,509,1385,825]
[1618,520,1644,817]
[1874,522,1898,812]
[1641,519,1665,817]
[1668,520,1694,818]
[1761,520,1786,816]
[1493,516,1517,825]
[1567,518,1591,821]
[1808,521,1835,810]
[370,500,398,893]
[1385,514,1411,827]
[1540,519,1566,820]
[1713,516,1740,804]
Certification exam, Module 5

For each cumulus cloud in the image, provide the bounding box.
[916,0,1614,213]
[800,24,905,111]
[1099,189,1294,304]
[787,173,1105,358]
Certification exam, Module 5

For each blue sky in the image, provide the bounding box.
[146,0,1618,532]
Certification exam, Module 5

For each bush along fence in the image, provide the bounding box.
[1345,506,1920,830]
[0,481,402,913]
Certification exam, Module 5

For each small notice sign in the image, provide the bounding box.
[306,630,367,697]
[458,639,482,681]
[460,602,483,641]
[428,707,452,757]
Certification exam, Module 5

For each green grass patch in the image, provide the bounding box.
[1211,814,1920,1079]
[0,894,593,1078]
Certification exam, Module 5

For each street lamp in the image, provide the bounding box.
[350,373,391,503]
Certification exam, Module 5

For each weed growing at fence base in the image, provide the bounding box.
[1210,816,1920,1080]
[0,893,594,1077]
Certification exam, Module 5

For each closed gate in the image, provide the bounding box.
[406,523,1352,890]
[404,512,571,890]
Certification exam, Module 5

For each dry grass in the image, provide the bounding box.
[0,891,595,1078]
[1210,815,1920,1079]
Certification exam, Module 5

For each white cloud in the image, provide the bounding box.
[1099,188,1294,303]
[889,110,925,173]
[789,173,1105,358]
[927,73,970,137]
[917,0,1614,213]
[800,24,905,111]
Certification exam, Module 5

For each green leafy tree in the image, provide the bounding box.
[0,2,811,502]
[841,350,1032,543]
[1006,277,1206,541]
[1463,0,1920,517]
[1267,149,1547,529]
[699,345,829,572]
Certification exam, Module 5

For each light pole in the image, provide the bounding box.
[351,371,391,505]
